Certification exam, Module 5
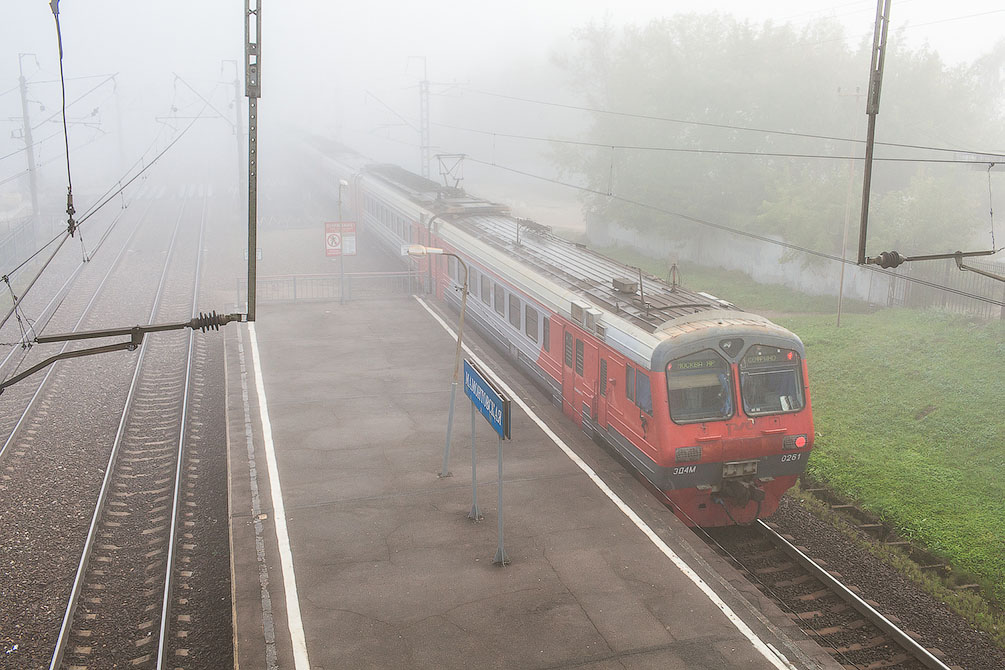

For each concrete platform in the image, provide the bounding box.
[225,292,841,670]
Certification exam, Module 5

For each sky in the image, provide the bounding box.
[1,0,1003,205]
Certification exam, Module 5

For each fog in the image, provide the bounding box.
[2,1,1004,283]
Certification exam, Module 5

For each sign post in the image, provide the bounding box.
[325,221,356,304]
[468,402,481,521]
[462,359,511,565]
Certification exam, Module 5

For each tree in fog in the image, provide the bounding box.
[552,13,1005,258]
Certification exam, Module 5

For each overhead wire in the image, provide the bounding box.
[433,121,1000,166]
[0,98,207,333]
[725,6,1005,62]
[0,170,30,188]
[0,129,64,163]
[77,107,204,228]
[459,89,1005,158]
[908,8,1005,30]
[48,0,81,253]
[29,73,117,133]
[461,155,1003,307]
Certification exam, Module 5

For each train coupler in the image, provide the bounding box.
[720,478,765,508]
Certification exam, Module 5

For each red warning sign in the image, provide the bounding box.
[325,222,356,257]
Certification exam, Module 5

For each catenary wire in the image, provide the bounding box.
[0,103,206,333]
[433,122,999,165]
[29,74,117,133]
[50,1,77,235]
[0,129,64,163]
[0,170,29,188]
[460,89,1005,158]
[461,155,1003,307]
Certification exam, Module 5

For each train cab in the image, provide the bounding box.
[651,313,814,526]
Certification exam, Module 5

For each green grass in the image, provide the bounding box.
[781,310,1005,602]
[593,242,1005,605]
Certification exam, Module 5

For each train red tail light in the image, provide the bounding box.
[783,434,808,450]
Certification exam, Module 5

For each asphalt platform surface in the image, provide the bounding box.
[225,287,842,670]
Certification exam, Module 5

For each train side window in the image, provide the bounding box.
[575,339,584,376]
[447,256,457,280]
[508,295,521,328]
[543,318,550,352]
[636,371,653,415]
[468,268,477,292]
[481,275,491,305]
[494,285,505,316]
[626,365,635,402]
[564,332,573,367]
[599,359,607,396]
[525,305,538,342]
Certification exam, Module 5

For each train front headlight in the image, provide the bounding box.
[675,446,701,463]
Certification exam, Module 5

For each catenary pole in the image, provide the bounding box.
[18,54,41,231]
[857,0,892,265]
[224,60,245,195]
[245,0,261,320]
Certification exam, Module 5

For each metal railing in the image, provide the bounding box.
[236,271,424,305]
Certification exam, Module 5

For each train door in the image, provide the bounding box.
[561,328,575,420]
[579,338,599,428]
[597,354,609,430]
[624,364,659,461]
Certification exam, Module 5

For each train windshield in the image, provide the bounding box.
[739,345,805,415]
[666,350,734,423]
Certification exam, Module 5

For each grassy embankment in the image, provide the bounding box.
[598,245,1005,607]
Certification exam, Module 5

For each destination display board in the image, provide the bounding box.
[667,349,727,372]
[740,345,799,369]
[463,359,511,440]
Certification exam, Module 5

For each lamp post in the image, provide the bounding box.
[338,179,349,304]
[402,244,468,478]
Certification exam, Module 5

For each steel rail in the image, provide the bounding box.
[48,199,189,670]
[755,519,953,670]
[155,191,209,668]
[0,195,156,462]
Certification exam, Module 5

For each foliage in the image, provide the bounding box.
[552,14,1005,259]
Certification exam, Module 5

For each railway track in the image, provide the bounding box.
[0,184,232,669]
[52,198,205,669]
[701,520,958,670]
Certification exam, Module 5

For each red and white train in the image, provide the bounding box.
[329,151,814,527]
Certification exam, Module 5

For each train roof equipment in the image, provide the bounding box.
[362,162,747,336]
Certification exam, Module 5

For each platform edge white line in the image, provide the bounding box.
[247,322,311,670]
[414,295,794,670]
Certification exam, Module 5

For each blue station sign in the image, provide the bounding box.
[463,359,511,440]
